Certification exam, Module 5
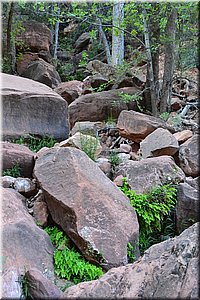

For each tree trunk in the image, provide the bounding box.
[97,17,111,65]
[112,2,124,66]
[53,5,60,59]
[142,8,158,116]
[6,2,16,74]
[160,5,177,113]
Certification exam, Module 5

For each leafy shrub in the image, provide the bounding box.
[80,134,99,161]
[120,178,177,254]
[13,135,56,153]
[127,242,136,263]
[45,226,104,284]
[3,164,21,177]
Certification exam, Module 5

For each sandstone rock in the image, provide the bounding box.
[117,110,175,143]
[2,73,69,141]
[95,157,112,178]
[86,60,115,79]
[33,192,49,227]
[2,142,35,178]
[114,156,185,194]
[68,87,140,128]
[16,52,39,75]
[178,134,199,177]
[25,268,62,299]
[173,129,193,144]
[71,121,104,137]
[118,144,132,154]
[176,178,199,234]
[113,175,124,187]
[1,176,16,188]
[13,177,37,197]
[62,222,199,299]
[1,188,55,298]
[33,147,139,270]
[140,128,179,158]
[75,32,91,52]
[54,80,83,104]
[117,153,131,162]
[59,132,102,159]
[21,59,61,88]
[171,97,185,111]
[16,21,52,53]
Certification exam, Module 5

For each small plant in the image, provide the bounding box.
[45,226,104,284]
[109,150,121,171]
[120,178,177,254]
[80,134,99,161]
[159,112,170,121]
[17,267,33,300]
[13,135,57,153]
[127,242,136,263]
[93,80,113,93]
[3,163,21,177]
[79,51,88,68]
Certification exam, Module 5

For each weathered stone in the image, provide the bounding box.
[118,144,132,154]
[62,223,199,299]
[1,188,55,298]
[173,130,193,144]
[95,157,112,178]
[13,178,37,197]
[2,142,35,178]
[114,155,185,194]
[54,80,83,104]
[34,147,139,270]
[59,132,102,159]
[178,134,199,177]
[117,110,175,143]
[25,268,62,299]
[140,128,179,158]
[71,121,104,137]
[21,59,61,88]
[16,52,39,75]
[33,190,49,227]
[176,178,199,234]
[2,73,69,141]
[117,153,131,162]
[68,87,139,128]
[75,32,91,51]
[86,60,115,79]
[16,21,52,53]
[1,176,16,188]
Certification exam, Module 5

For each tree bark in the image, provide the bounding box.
[6,2,16,74]
[97,17,111,65]
[160,5,177,113]
[142,8,158,116]
[112,2,124,66]
[53,5,60,59]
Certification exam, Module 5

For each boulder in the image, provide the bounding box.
[176,177,199,234]
[54,80,83,104]
[86,60,115,79]
[33,147,139,270]
[2,73,69,141]
[95,157,112,178]
[75,32,91,52]
[178,134,199,177]
[71,121,104,137]
[140,128,179,158]
[1,188,55,298]
[2,142,35,178]
[1,176,16,188]
[16,20,52,53]
[13,177,37,197]
[117,110,175,143]
[16,52,39,75]
[114,156,185,194]
[25,268,62,299]
[21,59,61,88]
[68,87,140,128]
[62,222,199,299]
[59,132,102,159]
[173,129,193,144]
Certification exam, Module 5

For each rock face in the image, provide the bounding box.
[62,222,199,299]
[21,59,61,88]
[16,52,39,75]
[2,142,35,178]
[2,73,69,141]
[176,177,199,234]
[75,32,91,52]
[114,156,185,194]
[140,128,179,158]
[117,110,175,143]
[1,188,55,298]
[173,129,193,144]
[68,88,140,128]
[16,21,52,52]
[178,134,199,177]
[71,121,104,137]
[34,147,139,270]
[54,80,83,104]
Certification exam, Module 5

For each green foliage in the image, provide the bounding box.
[159,112,170,121]
[93,80,113,93]
[3,164,21,178]
[17,267,33,300]
[120,178,177,254]
[1,57,12,74]
[13,135,57,153]
[78,51,89,68]
[80,134,99,161]
[45,226,104,284]
[127,242,136,263]
[109,150,121,171]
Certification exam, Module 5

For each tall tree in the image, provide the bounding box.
[112,1,124,66]
[6,1,16,74]
[160,4,177,113]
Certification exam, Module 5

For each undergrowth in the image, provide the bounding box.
[12,135,57,152]
[120,178,177,255]
[3,163,22,177]
[44,226,104,284]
